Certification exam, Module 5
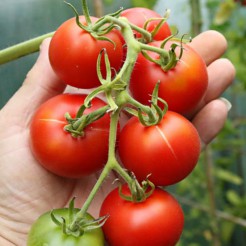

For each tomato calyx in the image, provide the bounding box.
[64,104,110,137]
[125,82,168,126]
[124,9,170,44]
[118,173,155,203]
[50,198,108,237]
[141,33,192,72]
[65,0,122,46]
[139,9,171,43]
[88,48,127,112]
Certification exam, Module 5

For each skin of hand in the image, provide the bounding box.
[0,30,235,245]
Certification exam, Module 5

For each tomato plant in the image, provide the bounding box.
[100,185,184,246]
[30,93,112,178]
[1,2,211,245]
[129,40,208,116]
[121,7,171,41]
[49,16,124,89]
[118,111,201,186]
[27,208,104,246]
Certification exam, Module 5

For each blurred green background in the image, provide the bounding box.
[0,0,246,245]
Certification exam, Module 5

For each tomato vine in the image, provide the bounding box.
[0,0,208,245]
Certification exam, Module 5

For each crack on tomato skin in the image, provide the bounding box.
[38,119,67,124]
[154,125,179,161]
[178,58,189,69]
[86,127,110,133]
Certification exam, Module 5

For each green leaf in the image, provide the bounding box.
[226,190,242,206]
[221,220,235,243]
[214,168,243,185]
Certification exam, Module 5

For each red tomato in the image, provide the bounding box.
[118,111,201,186]
[121,7,171,41]
[100,185,184,246]
[30,94,112,178]
[49,16,124,89]
[129,40,208,116]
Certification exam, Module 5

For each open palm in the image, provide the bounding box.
[0,31,234,246]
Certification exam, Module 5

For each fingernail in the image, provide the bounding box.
[219,97,232,111]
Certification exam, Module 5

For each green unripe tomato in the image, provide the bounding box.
[27,208,105,246]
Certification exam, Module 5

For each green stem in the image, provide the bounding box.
[93,15,170,82]
[111,17,141,83]
[125,22,152,42]
[107,108,121,159]
[139,42,169,62]
[105,109,133,185]
[82,0,92,25]
[119,90,156,122]
[0,32,54,65]
[70,108,133,230]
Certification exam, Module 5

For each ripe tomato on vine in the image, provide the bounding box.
[49,16,124,89]
[129,40,208,116]
[100,185,184,246]
[118,111,201,186]
[30,93,114,178]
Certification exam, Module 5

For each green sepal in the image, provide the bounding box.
[149,9,171,38]
[118,174,156,203]
[50,210,62,227]
[68,197,76,224]
[141,50,161,66]
[64,105,110,137]
[64,1,91,31]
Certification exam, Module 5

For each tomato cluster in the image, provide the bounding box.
[28,4,208,246]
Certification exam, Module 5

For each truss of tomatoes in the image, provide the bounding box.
[28,6,208,246]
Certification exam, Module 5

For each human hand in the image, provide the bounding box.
[0,38,118,246]
[0,30,235,245]
[188,30,235,147]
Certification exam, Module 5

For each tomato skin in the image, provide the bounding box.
[129,41,208,116]
[100,185,184,246]
[27,208,104,246]
[30,94,112,178]
[121,7,171,40]
[49,16,124,89]
[118,111,201,186]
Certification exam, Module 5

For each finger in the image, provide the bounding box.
[188,58,235,118]
[189,30,228,66]
[192,98,231,148]
[204,58,235,103]
[1,38,66,126]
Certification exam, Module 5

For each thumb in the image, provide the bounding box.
[192,98,232,149]
[0,38,66,127]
